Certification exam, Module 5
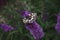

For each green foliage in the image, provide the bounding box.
[0,0,60,40]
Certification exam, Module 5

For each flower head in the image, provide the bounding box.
[0,23,14,32]
[22,10,44,40]
[0,15,15,32]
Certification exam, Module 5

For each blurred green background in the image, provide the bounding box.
[0,0,60,40]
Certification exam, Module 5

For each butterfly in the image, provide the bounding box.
[23,13,37,23]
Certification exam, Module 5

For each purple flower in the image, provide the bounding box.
[25,21,44,39]
[21,10,31,18]
[22,10,44,40]
[55,13,60,35]
[0,23,14,32]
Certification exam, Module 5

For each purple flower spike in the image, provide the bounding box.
[22,10,44,40]
[0,23,14,32]
[55,13,60,35]
[25,21,44,39]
